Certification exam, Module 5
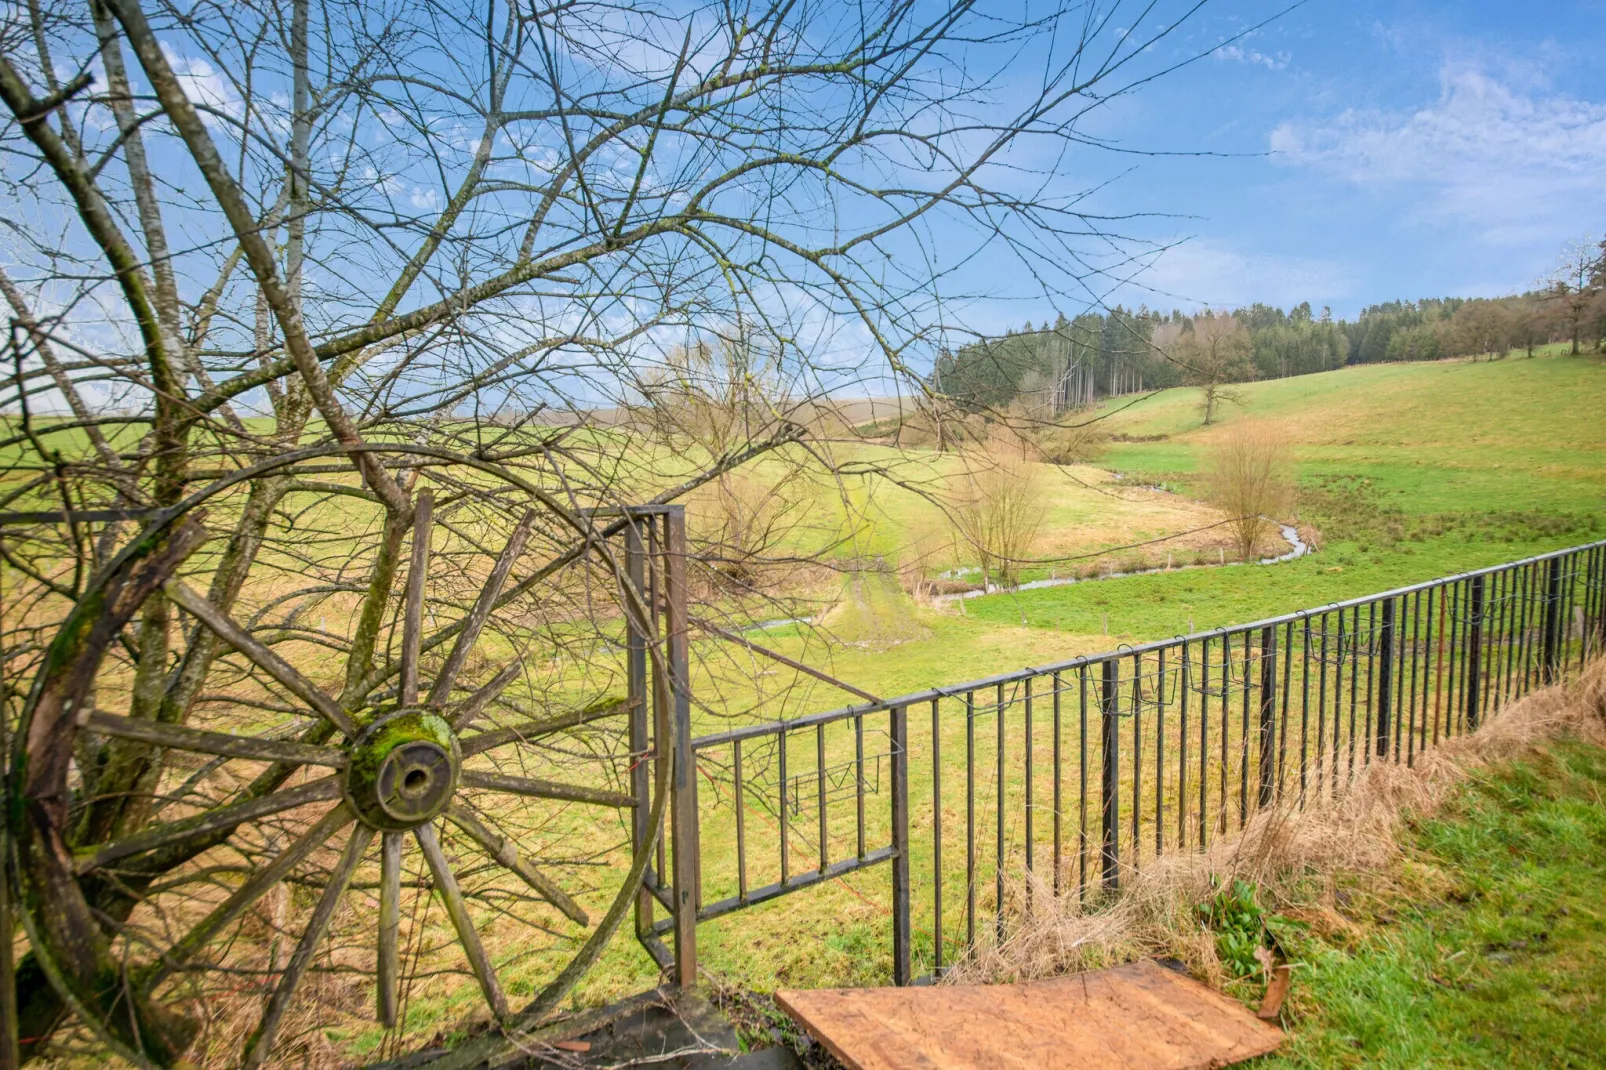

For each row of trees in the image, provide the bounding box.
[932,302,1344,416]
[936,234,1605,419]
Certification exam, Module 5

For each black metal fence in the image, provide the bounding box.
[659,540,1606,984]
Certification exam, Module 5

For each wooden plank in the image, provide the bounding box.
[775,960,1283,1070]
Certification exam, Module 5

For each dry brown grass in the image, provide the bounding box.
[944,658,1606,989]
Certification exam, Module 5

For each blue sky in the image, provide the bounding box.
[980,0,1606,325]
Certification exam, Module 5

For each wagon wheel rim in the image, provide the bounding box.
[12,449,670,1068]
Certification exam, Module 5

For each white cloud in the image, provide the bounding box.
[160,43,243,124]
[1134,241,1352,310]
[1214,44,1288,71]
[1269,62,1606,246]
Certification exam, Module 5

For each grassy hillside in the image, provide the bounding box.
[958,349,1606,645]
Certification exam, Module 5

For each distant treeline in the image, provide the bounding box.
[937,239,1606,415]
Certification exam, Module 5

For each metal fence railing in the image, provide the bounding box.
[641,540,1606,985]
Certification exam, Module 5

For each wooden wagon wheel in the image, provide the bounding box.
[10,447,670,1067]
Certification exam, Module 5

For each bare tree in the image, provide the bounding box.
[1541,234,1604,355]
[1204,422,1292,562]
[949,438,1048,590]
[0,0,1251,1062]
[1175,312,1253,425]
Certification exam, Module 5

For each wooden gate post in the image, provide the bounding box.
[890,704,911,985]
[624,516,657,954]
[664,507,699,989]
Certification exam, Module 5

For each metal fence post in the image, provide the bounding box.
[1100,659,1120,892]
[1375,598,1395,757]
[624,517,655,951]
[1542,557,1564,684]
[664,507,698,989]
[1465,574,1485,729]
[889,704,911,985]
[1257,625,1277,807]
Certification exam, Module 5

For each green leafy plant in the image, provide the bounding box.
[1199,879,1268,978]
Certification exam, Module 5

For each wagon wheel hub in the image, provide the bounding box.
[344,709,461,830]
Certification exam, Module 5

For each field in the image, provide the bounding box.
[6,348,1604,1060]
[772,348,1606,709]
[1256,741,1606,1068]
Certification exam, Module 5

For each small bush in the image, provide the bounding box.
[1198,879,1268,979]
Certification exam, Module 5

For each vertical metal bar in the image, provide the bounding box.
[1347,605,1360,778]
[1179,644,1191,848]
[816,724,828,874]
[995,682,1006,942]
[649,515,667,889]
[734,739,747,903]
[1238,636,1251,827]
[1315,615,1329,793]
[966,690,976,948]
[1432,584,1447,746]
[1393,594,1408,757]
[1258,625,1277,808]
[1520,563,1536,694]
[1217,633,1229,835]
[1025,677,1035,909]
[1053,672,1063,898]
[625,517,654,942]
[931,697,943,972]
[1543,557,1563,684]
[856,714,866,861]
[1198,637,1210,850]
[1155,647,1167,857]
[1466,573,1486,730]
[1426,584,1438,748]
[1079,667,1090,901]
[1376,598,1395,758]
[1131,655,1142,864]
[1333,610,1347,786]
[778,727,789,885]
[1361,602,1374,766]
[664,507,698,988]
[1100,659,1120,891]
[1447,581,1464,735]
[1406,593,1420,765]
[1279,619,1293,796]
[1500,567,1520,703]
[1329,612,1342,795]
[890,705,911,986]
[1298,618,1310,806]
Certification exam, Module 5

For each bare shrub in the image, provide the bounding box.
[1204,423,1294,561]
[950,439,1049,589]
[1030,417,1111,464]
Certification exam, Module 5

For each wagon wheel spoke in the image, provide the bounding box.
[459,769,635,808]
[449,659,522,733]
[147,803,356,988]
[415,821,509,1022]
[444,803,588,925]
[165,580,359,737]
[378,831,404,1027]
[426,510,536,709]
[80,776,342,873]
[242,825,376,1068]
[84,711,347,769]
[399,491,433,706]
[459,696,635,756]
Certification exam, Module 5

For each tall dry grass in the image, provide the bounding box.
[1204,422,1294,562]
[945,659,1606,989]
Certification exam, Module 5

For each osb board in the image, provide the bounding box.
[775,959,1283,1070]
